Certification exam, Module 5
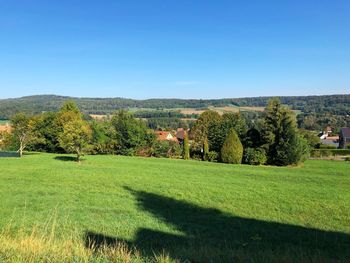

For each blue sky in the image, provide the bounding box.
[0,0,349,99]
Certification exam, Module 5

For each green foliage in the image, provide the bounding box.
[183,134,190,160]
[310,149,350,157]
[244,128,264,148]
[111,110,151,155]
[220,129,243,164]
[263,99,310,166]
[151,140,182,158]
[203,137,209,161]
[1,94,349,119]
[90,121,116,154]
[58,119,92,162]
[59,100,81,115]
[243,148,267,165]
[206,151,218,162]
[299,129,321,149]
[146,117,190,130]
[10,113,37,156]
[28,112,61,153]
[207,112,247,153]
[297,113,350,133]
[191,110,221,150]
[319,144,337,149]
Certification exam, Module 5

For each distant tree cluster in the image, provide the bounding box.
[2,99,314,166]
[2,102,154,162]
[0,94,349,121]
[189,99,310,166]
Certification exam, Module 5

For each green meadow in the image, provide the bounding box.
[0,153,349,262]
[0,120,9,125]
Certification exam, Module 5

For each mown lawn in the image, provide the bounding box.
[0,153,349,262]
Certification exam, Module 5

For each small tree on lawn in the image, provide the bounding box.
[221,129,243,164]
[203,137,209,161]
[11,113,36,157]
[58,119,92,162]
[183,133,190,160]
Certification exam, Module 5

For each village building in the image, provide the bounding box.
[155,131,178,142]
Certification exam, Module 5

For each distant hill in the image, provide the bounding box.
[0,94,349,119]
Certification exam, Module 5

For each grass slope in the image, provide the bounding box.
[0,153,349,262]
[0,120,9,125]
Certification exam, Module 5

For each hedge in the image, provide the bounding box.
[311,149,350,157]
[0,151,20,157]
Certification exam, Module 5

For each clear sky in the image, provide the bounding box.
[0,0,349,99]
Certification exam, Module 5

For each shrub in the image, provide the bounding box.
[206,151,218,162]
[319,144,337,149]
[344,157,350,161]
[151,140,182,158]
[320,150,332,157]
[203,137,209,161]
[220,129,243,164]
[310,150,321,158]
[183,134,190,160]
[243,148,267,165]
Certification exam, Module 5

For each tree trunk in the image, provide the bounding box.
[76,149,81,163]
[19,142,23,157]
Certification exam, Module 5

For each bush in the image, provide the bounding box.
[311,149,350,158]
[152,140,182,158]
[243,148,267,165]
[319,144,337,149]
[220,129,243,164]
[310,150,321,158]
[206,151,218,162]
[344,157,350,161]
[320,150,332,157]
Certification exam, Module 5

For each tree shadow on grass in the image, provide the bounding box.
[54,156,77,162]
[85,187,350,262]
[23,152,41,155]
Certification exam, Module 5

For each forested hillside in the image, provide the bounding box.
[0,94,349,119]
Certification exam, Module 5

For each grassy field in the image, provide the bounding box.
[0,120,9,125]
[0,154,349,262]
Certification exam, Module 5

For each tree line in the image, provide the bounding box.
[0,99,310,166]
[0,94,349,119]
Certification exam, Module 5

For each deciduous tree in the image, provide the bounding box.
[58,119,92,162]
[11,113,36,157]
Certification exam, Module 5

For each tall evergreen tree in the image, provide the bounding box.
[263,99,309,166]
[203,137,209,161]
[183,133,190,160]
